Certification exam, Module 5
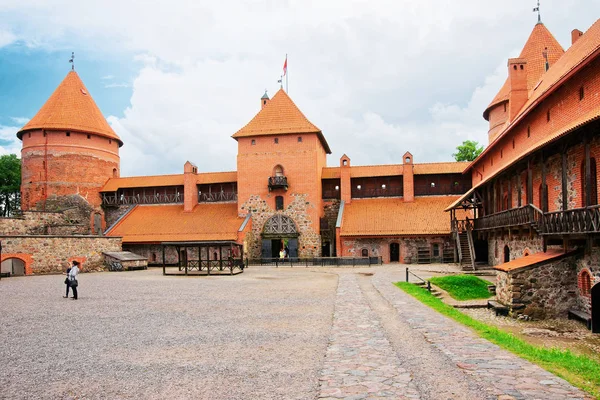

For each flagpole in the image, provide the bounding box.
[286,54,288,93]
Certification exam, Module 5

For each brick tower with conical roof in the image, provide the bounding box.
[17,71,122,213]
[483,21,564,143]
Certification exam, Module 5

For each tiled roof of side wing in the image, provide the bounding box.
[484,23,565,118]
[17,71,122,144]
[101,171,237,192]
[232,89,331,153]
[105,203,243,243]
[340,196,470,236]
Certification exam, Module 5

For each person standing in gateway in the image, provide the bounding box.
[68,261,80,300]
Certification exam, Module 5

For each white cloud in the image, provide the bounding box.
[0,29,16,48]
[4,0,600,175]
[101,75,114,80]
[0,125,22,156]
[104,82,130,88]
[10,117,29,125]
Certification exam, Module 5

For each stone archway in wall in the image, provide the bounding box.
[0,254,33,276]
[261,214,299,259]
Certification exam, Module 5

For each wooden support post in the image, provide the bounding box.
[507,176,512,209]
[517,172,522,207]
[562,151,569,210]
[162,245,166,275]
[219,245,223,271]
[493,181,497,213]
[185,246,188,276]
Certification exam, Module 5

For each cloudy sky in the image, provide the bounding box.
[1,0,599,176]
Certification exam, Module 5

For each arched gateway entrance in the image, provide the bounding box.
[261,214,299,259]
[1,258,25,276]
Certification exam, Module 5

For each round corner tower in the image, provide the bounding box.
[17,71,123,211]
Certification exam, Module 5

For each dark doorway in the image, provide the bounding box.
[592,283,600,334]
[271,239,282,258]
[390,243,400,262]
[503,245,510,263]
[322,242,331,257]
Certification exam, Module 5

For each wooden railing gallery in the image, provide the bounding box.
[452,204,600,235]
[474,204,543,231]
[542,205,600,235]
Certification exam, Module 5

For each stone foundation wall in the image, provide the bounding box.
[0,235,122,274]
[495,254,579,319]
[242,193,321,258]
[340,236,451,264]
[123,244,236,265]
[487,235,544,266]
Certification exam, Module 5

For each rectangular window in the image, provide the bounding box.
[87,134,91,139]
[275,196,284,210]
[527,126,531,138]
[66,132,70,137]
[251,139,256,145]
[432,244,440,257]
[297,136,302,142]
[274,138,279,144]
[579,86,585,101]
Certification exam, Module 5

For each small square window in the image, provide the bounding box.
[251,139,256,145]
[297,136,302,143]
[501,150,503,158]
[66,131,70,137]
[87,134,91,139]
[43,132,47,137]
[579,86,585,101]
[547,110,551,122]
[527,126,531,138]
[274,138,279,144]
[28,133,31,138]
[109,139,112,144]
[512,139,515,149]
[275,196,284,211]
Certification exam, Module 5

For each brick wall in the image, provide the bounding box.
[0,208,89,236]
[472,57,600,188]
[21,129,119,211]
[574,247,600,314]
[0,235,122,274]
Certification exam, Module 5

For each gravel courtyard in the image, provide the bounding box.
[0,266,592,400]
[0,267,337,400]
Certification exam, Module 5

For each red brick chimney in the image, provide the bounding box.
[571,29,583,45]
[340,154,351,204]
[402,152,414,202]
[507,58,528,122]
[183,161,198,212]
[261,91,270,109]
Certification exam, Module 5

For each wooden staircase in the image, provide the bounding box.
[455,230,475,270]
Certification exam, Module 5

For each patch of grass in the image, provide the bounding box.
[428,274,492,301]
[395,282,600,398]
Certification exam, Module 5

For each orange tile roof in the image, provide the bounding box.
[484,23,564,118]
[106,203,243,243]
[232,89,331,153]
[322,161,468,180]
[101,171,237,192]
[17,71,122,145]
[466,19,600,182]
[340,196,470,236]
[493,249,566,272]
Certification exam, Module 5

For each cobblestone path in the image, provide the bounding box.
[370,272,592,400]
[318,273,421,399]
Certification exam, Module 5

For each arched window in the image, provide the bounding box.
[432,244,440,257]
[274,165,284,177]
[275,196,284,211]
[503,245,510,263]
[361,248,368,257]
[579,269,592,296]
[113,168,118,178]
[581,158,598,207]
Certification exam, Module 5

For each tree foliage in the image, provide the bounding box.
[0,154,21,217]
[453,140,484,162]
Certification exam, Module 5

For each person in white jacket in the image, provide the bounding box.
[68,261,80,300]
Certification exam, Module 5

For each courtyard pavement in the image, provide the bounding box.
[0,265,592,400]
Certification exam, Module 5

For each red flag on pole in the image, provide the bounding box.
[283,56,287,76]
